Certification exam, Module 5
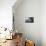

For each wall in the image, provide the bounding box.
[13,0,41,46]
[0,0,16,30]
[41,0,46,46]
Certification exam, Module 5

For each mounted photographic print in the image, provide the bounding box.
[25,17,34,23]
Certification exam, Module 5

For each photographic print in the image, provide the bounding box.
[25,17,34,23]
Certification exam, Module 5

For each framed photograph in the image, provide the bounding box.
[25,17,34,23]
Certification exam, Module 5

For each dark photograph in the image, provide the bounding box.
[25,17,34,23]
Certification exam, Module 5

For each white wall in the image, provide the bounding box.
[41,0,46,46]
[13,0,41,46]
[0,0,16,30]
